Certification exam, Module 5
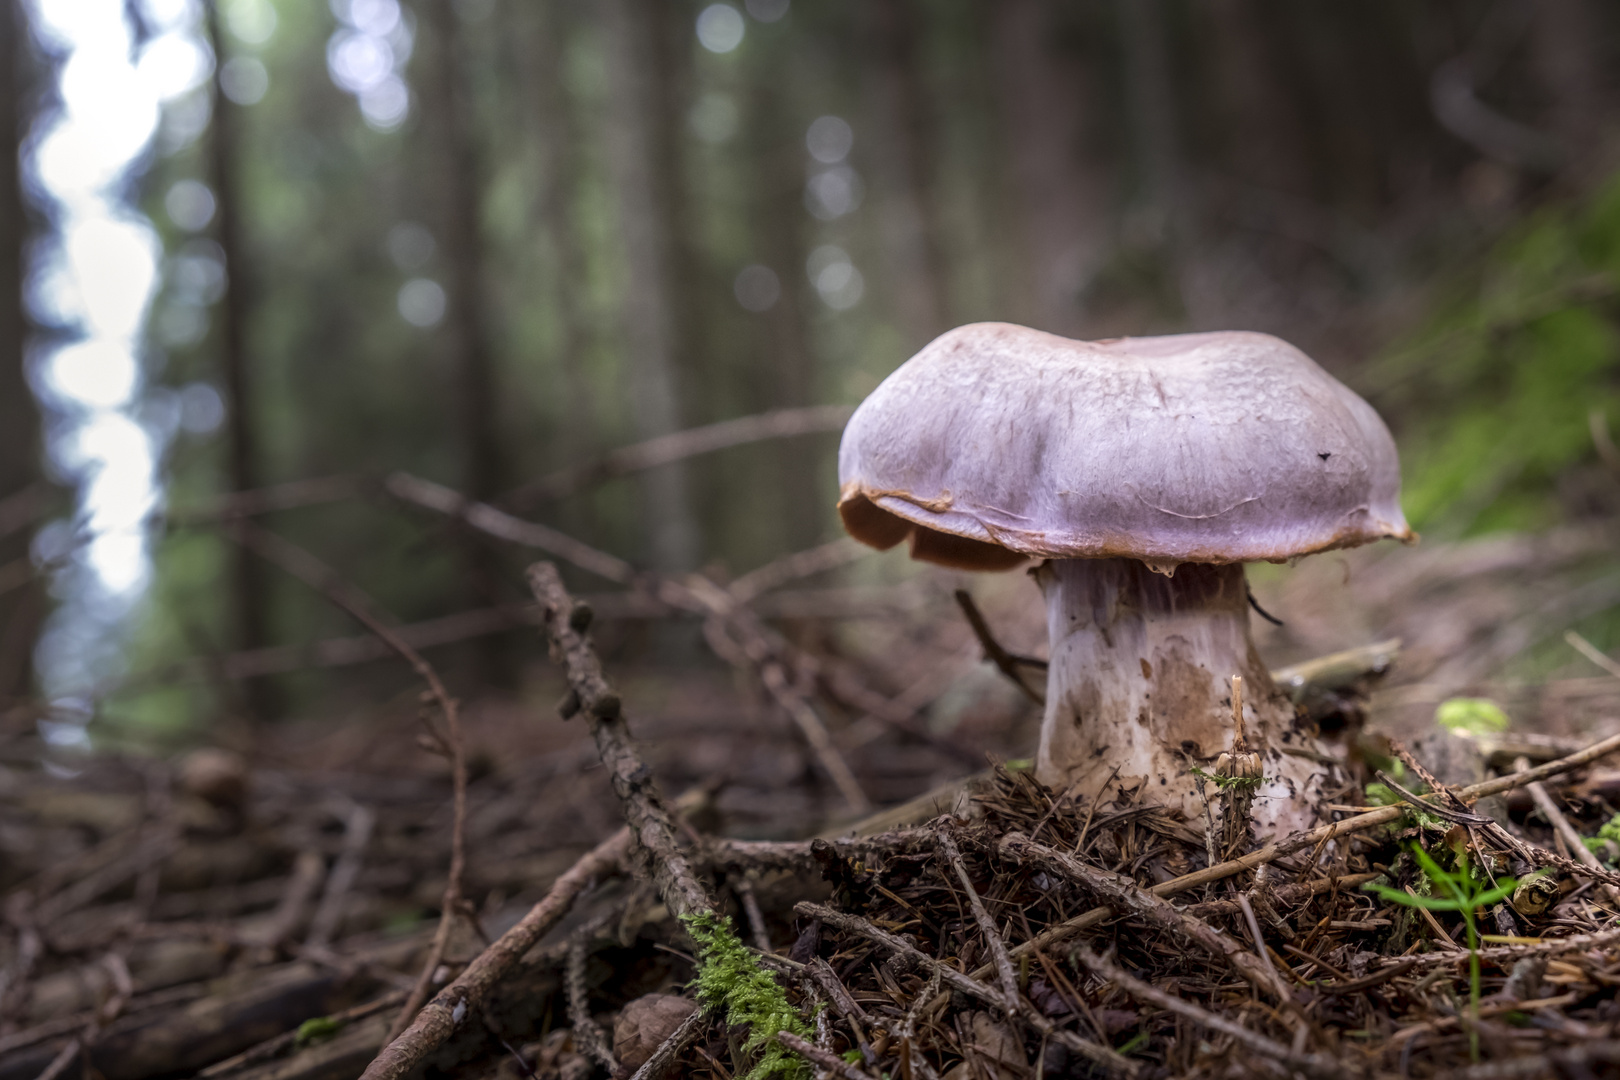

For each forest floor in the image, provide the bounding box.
[3,509,1620,1080]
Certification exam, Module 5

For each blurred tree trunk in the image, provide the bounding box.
[1206,0,1310,197]
[523,1,596,464]
[420,0,517,684]
[988,0,1109,337]
[599,0,699,572]
[1117,0,1183,232]
[0,0,43,707]
[863,0,950,350]
[1529,0,1617,184]
[1115,0,1206,321]
[743,44,820,551]
[206,2,274,719]
[422,0,504,505]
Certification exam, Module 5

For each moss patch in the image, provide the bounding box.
[683,912,812,1079]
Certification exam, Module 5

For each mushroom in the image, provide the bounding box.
[837,323,1412,838]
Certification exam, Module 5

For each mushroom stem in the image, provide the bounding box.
[1033,557,1334,839]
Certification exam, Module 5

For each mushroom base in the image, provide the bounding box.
[1034,557,1336,840]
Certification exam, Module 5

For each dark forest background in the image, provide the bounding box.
[3,0,1620,750]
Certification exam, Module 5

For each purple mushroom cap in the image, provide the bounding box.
[838,323,1412,572]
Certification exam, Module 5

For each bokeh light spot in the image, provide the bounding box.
[398,278,447,327]
[220,56,269,105]
[734,265,781,312]
[223,0,278,45]
[806,115,852,164]
[45,340,140,411]
[807,245,863,310]
[805,165,863,220]
[696,4,745,54]
[165,179,216,231]
[387,222,436,270]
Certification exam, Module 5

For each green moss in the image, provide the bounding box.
[1436,698,1511,736]
[1582,812,1620,861]
[682,912,812,1080]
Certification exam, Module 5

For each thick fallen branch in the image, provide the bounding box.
[357,828,630,1080]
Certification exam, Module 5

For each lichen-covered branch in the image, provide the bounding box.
[528,562,717,922]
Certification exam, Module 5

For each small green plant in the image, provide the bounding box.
[294,1016,344,1047]
[1116,1030,1151,1056]
[1190,765,1265,790]
[683,911,812,1080]
[1365,843,1523,1061]
[1364,774,1448,832]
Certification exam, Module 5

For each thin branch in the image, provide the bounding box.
[1069,945,1356,1080]
[306,801,375,950]
[953,589,1044,704]
[1591,408,1620,477]
[728,537,873,603]
[626,1005,708,1080]
[735,878,771,955]
[937,830,1020,1013]
[359,828,631,1080]
[776,1031,881,1080]
[979,730,1620,976]
[567,928,617,1071]
[1567,629,1620,680]
[998,833,1288,1002]
[796,901,1138,1077]
[224,521,468,1045]
[389,472,637,585]
[502,404,855,508]
[391,475,979,771]
[165,474,365,527]
[1525,778,1620,907]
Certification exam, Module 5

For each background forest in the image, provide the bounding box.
[7,5,1620,1079]
[3,0,1620,768]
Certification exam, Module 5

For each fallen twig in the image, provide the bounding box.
[998,833,1288,1002]
[626,1004,709,1080]
[224,521,470,1045]
[399,476,887,808]
[776,1030,881,1080]
[358,828,630,1080]
[980,730,1620,975]
[1069,945,1363,1080]
[528,563,715,921]
[1567,628,1620,680]
[502,404,855,508]
[796,901,1139,1077]
[938,830,1019,1013]
[566,926,616,1072]
[952,590,1044,705]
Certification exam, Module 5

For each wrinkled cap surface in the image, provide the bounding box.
[838,323,1413,571]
